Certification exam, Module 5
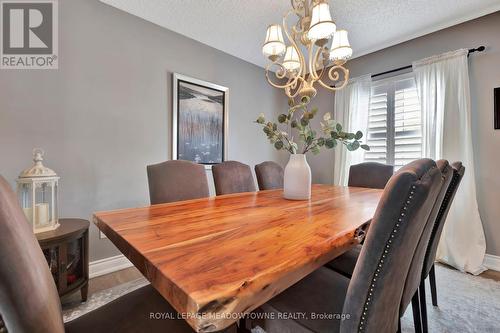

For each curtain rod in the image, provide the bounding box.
[370,46,486,79]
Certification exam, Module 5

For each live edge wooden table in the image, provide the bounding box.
[94,184,382,333]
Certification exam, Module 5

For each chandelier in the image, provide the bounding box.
[262,0,352,102]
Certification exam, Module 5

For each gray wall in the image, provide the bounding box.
[310,11,500,256]
[0,0,285,261]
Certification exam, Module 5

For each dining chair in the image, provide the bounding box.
[348,162,394,189]
[212,161,256,195]
[417,161,465,333]
[398,160,452,333]
[254,161,284,190]
[254,158,443,333]
[147,160,209,204]
[325,160,452,332]
[0,175,197,333]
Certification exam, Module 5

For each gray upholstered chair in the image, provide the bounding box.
[0,176,198,333]
[255,158,443,333]
[348,162,394,189]
[147,160,209,204]
[418,161,465,333]
[212,161,256,195]
[398,160,452,333]
[326,160,452,332]
[255,161,284,190]
[0,175,197,333]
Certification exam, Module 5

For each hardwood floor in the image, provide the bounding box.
[480,269,500,282]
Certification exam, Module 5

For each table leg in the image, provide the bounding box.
[237,318,251,333]
[81,283,88,302]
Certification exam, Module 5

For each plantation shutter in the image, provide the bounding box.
[364,73,422,169]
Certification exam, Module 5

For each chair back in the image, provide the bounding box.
[0,176,64,333]
[147,160,209,204]
[212,161,256,195]
[423,161,465,278]
[348,162,394,189]
[341,159,443,333]
[255,161,284,190]
[399,160,453,315]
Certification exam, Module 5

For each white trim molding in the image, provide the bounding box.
[89,254,133,278]
[483,254,500,272]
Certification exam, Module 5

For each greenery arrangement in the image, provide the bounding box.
[255,96,370,155]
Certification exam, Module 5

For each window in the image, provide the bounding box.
[364,73,422,169]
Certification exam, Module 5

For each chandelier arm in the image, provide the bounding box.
[265,62,307,90]
[316,65,350,91]
[282,10,306,78]
[307,42,317,81]
[309,44,325,81]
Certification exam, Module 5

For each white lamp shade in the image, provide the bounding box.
[329,30,352,61]
[307,2,336,40]
[282,46,301,71]
[262,24,286,57]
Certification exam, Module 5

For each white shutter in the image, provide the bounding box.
[364,73,422,169]
[365,86,388,164]
[394,78,422,169]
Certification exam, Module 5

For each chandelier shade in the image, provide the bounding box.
[329,30,352,62]
[262,24,286,58]
[282,46,301,71]
[307,2,336,40]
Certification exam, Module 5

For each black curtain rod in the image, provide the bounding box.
[371,46,486,79]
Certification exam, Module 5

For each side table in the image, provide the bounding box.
[36,218,90,301]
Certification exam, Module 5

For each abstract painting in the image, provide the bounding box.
[172,74,228,167]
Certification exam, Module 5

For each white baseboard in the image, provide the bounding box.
[484,254,500,272]
[89,254,133,278]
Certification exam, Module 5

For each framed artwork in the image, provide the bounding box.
[495,87,500,130]
[172,73,228,168]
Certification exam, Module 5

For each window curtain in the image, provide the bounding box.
[412,49,486,275]
[333,75,372,186]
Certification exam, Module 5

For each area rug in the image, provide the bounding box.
[399,265,500,332]
[62,265,500,332]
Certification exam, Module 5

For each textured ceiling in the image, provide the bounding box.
[100,0,500,68]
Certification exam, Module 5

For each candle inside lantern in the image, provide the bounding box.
[23,207,33,225]
[35,203,50,227]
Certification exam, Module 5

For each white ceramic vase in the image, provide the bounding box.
[283,154,311,200]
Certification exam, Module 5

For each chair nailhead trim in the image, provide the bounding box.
[357,184,417,332]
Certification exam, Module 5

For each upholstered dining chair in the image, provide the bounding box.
[417,161,465,333]
[254,159,443,333]
[0,175,211,333]
[348,162,394,189]
[254,161,284,190]
[398,160,452,333]
[147,160,209,204]
[326,160,453,333]
[212,161,256,195]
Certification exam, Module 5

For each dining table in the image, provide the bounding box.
[93,184,383,333]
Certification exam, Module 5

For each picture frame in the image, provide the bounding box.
[495,87,500,130]
[172,73,229,169]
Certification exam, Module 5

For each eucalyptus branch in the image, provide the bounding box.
[255,97,370,155]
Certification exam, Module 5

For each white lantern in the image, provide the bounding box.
[17,149,60,234]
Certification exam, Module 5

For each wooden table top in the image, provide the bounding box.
[94,184,383,332]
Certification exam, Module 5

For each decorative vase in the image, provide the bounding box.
[283,154,312,200]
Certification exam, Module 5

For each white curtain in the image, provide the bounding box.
[333,75,372,186]
[413,49,486,275]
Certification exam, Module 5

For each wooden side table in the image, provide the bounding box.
[36,218,90,301]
